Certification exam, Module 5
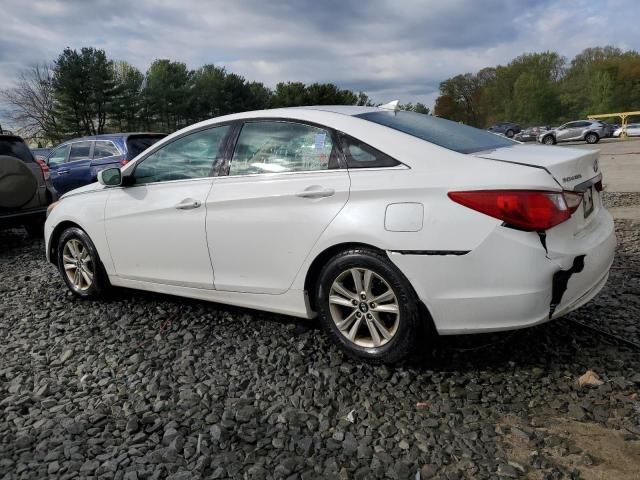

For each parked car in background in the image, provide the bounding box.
[538,120,605,145]
[487,122,521,138]
[1,134,57,236]
[45,106,614,364]
[613,123,640,137]
[514,126,551,142]
[596,122,616,138]
[47,133,166,195]
[31,148,51,162]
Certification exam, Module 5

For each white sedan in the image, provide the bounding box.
[45,106,616,363]
[613,123,640,137]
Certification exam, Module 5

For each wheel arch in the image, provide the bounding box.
[304,242,386,312]
[48,220,84,266]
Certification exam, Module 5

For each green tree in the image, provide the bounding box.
[142,59,191,131]
[399,102,431,114]
[53,47,116,136]
[111,61,144,132]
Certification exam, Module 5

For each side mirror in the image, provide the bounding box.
[97,167,122,187]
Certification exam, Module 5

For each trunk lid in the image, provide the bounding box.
[472,144,600,191]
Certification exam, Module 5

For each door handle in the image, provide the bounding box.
[175,198,202,210]
[296,186,335,199]
[58,169,70,175]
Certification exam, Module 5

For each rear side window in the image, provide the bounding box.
[340,134,400,168]
[93,141,120,159]
[229,121,338,176]
[68,141,92,161]
[356,111,515,154]
[126,135,166,160]
[0,137,34,163]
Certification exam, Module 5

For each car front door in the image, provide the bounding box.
[47,144,70,193]
[206,120,350,294]
[555,122,578,142]
[59,141,94,192]
[103,125,230,288]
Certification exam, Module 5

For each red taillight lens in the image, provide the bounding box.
[448,190,581,231]
[119,159,129,166]
[36,159,50,180]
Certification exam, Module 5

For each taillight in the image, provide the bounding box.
[594,179,603,192]
[36,159,50,180]
[119,159,129,166]
[448,190,582,231]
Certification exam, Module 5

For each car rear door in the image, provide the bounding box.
[103,125,230,288]
[205,120,350,294]
[556,122,578,142]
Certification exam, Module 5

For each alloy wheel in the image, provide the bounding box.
[328,268,400,348]
[62,238,94,291]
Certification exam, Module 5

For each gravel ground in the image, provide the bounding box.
[601,192,640,209]
[1,204,639,479]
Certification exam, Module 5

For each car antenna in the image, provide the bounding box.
[379,100,400,112]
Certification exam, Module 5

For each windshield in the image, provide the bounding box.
[356,111,516,154]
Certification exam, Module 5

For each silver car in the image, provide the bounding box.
[538,120,605,145]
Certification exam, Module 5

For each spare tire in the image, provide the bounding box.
[0,155,38,209]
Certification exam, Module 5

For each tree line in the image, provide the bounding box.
[434,46,640,127]
[0,47,429,145]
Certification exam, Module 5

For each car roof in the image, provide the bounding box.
[0,134,25,142]
[61,132,166,143]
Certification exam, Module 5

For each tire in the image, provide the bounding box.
[56,227,110,298]
[542,135,555,145]
[505,129,515,138]
[585,132,599,144]
[0,155,38,209]
[315,248,422,364]
[24,220,44,238]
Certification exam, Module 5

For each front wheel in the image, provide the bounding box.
[585,132,599,144]
[57,227,110,298]
[542,135,555,145]
[315,248,423,364]
[505,129,515,138]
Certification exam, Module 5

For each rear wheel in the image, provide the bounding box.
[57,227,110,298]
[315,248,422,364]
[542,135,555,145]
[585,132,599,144]
[505,129,515,138]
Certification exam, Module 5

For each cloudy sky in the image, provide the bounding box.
[0,0,639,113]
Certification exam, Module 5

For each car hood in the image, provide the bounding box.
[60,182,103,199]
[472,144,600,190]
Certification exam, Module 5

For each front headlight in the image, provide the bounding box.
[46,201,60,218]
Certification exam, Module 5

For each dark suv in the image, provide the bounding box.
[0,135,57,236]
[46,133,166,194]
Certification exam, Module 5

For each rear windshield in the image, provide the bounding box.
[356,111,516,154]
[126,134,167,160]
[0,137,35,163]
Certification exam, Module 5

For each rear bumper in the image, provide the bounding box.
[388,208,616,334]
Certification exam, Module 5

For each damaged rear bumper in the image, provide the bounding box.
[388,207,616,335]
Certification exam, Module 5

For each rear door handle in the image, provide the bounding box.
[175,198,202,210]
[58,169,70,175]
[296,186,335,199]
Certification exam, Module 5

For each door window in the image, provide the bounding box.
[47,145,69,166]
[68,141,92,161]
[93,141,120,159]
[133,126,229,184]
[229,121,337,176]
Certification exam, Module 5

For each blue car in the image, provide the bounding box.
[46,133,166,194]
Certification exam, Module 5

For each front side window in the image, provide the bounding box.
[68,141,92,161]
[93,141,120,159]
[340,135,400,168]
[229,121,337,176]
[134,126,229,184]
[48,145,69,166]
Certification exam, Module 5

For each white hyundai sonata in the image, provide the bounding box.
[45,105,616,363]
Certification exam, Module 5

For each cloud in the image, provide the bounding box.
[0,0,638,122]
